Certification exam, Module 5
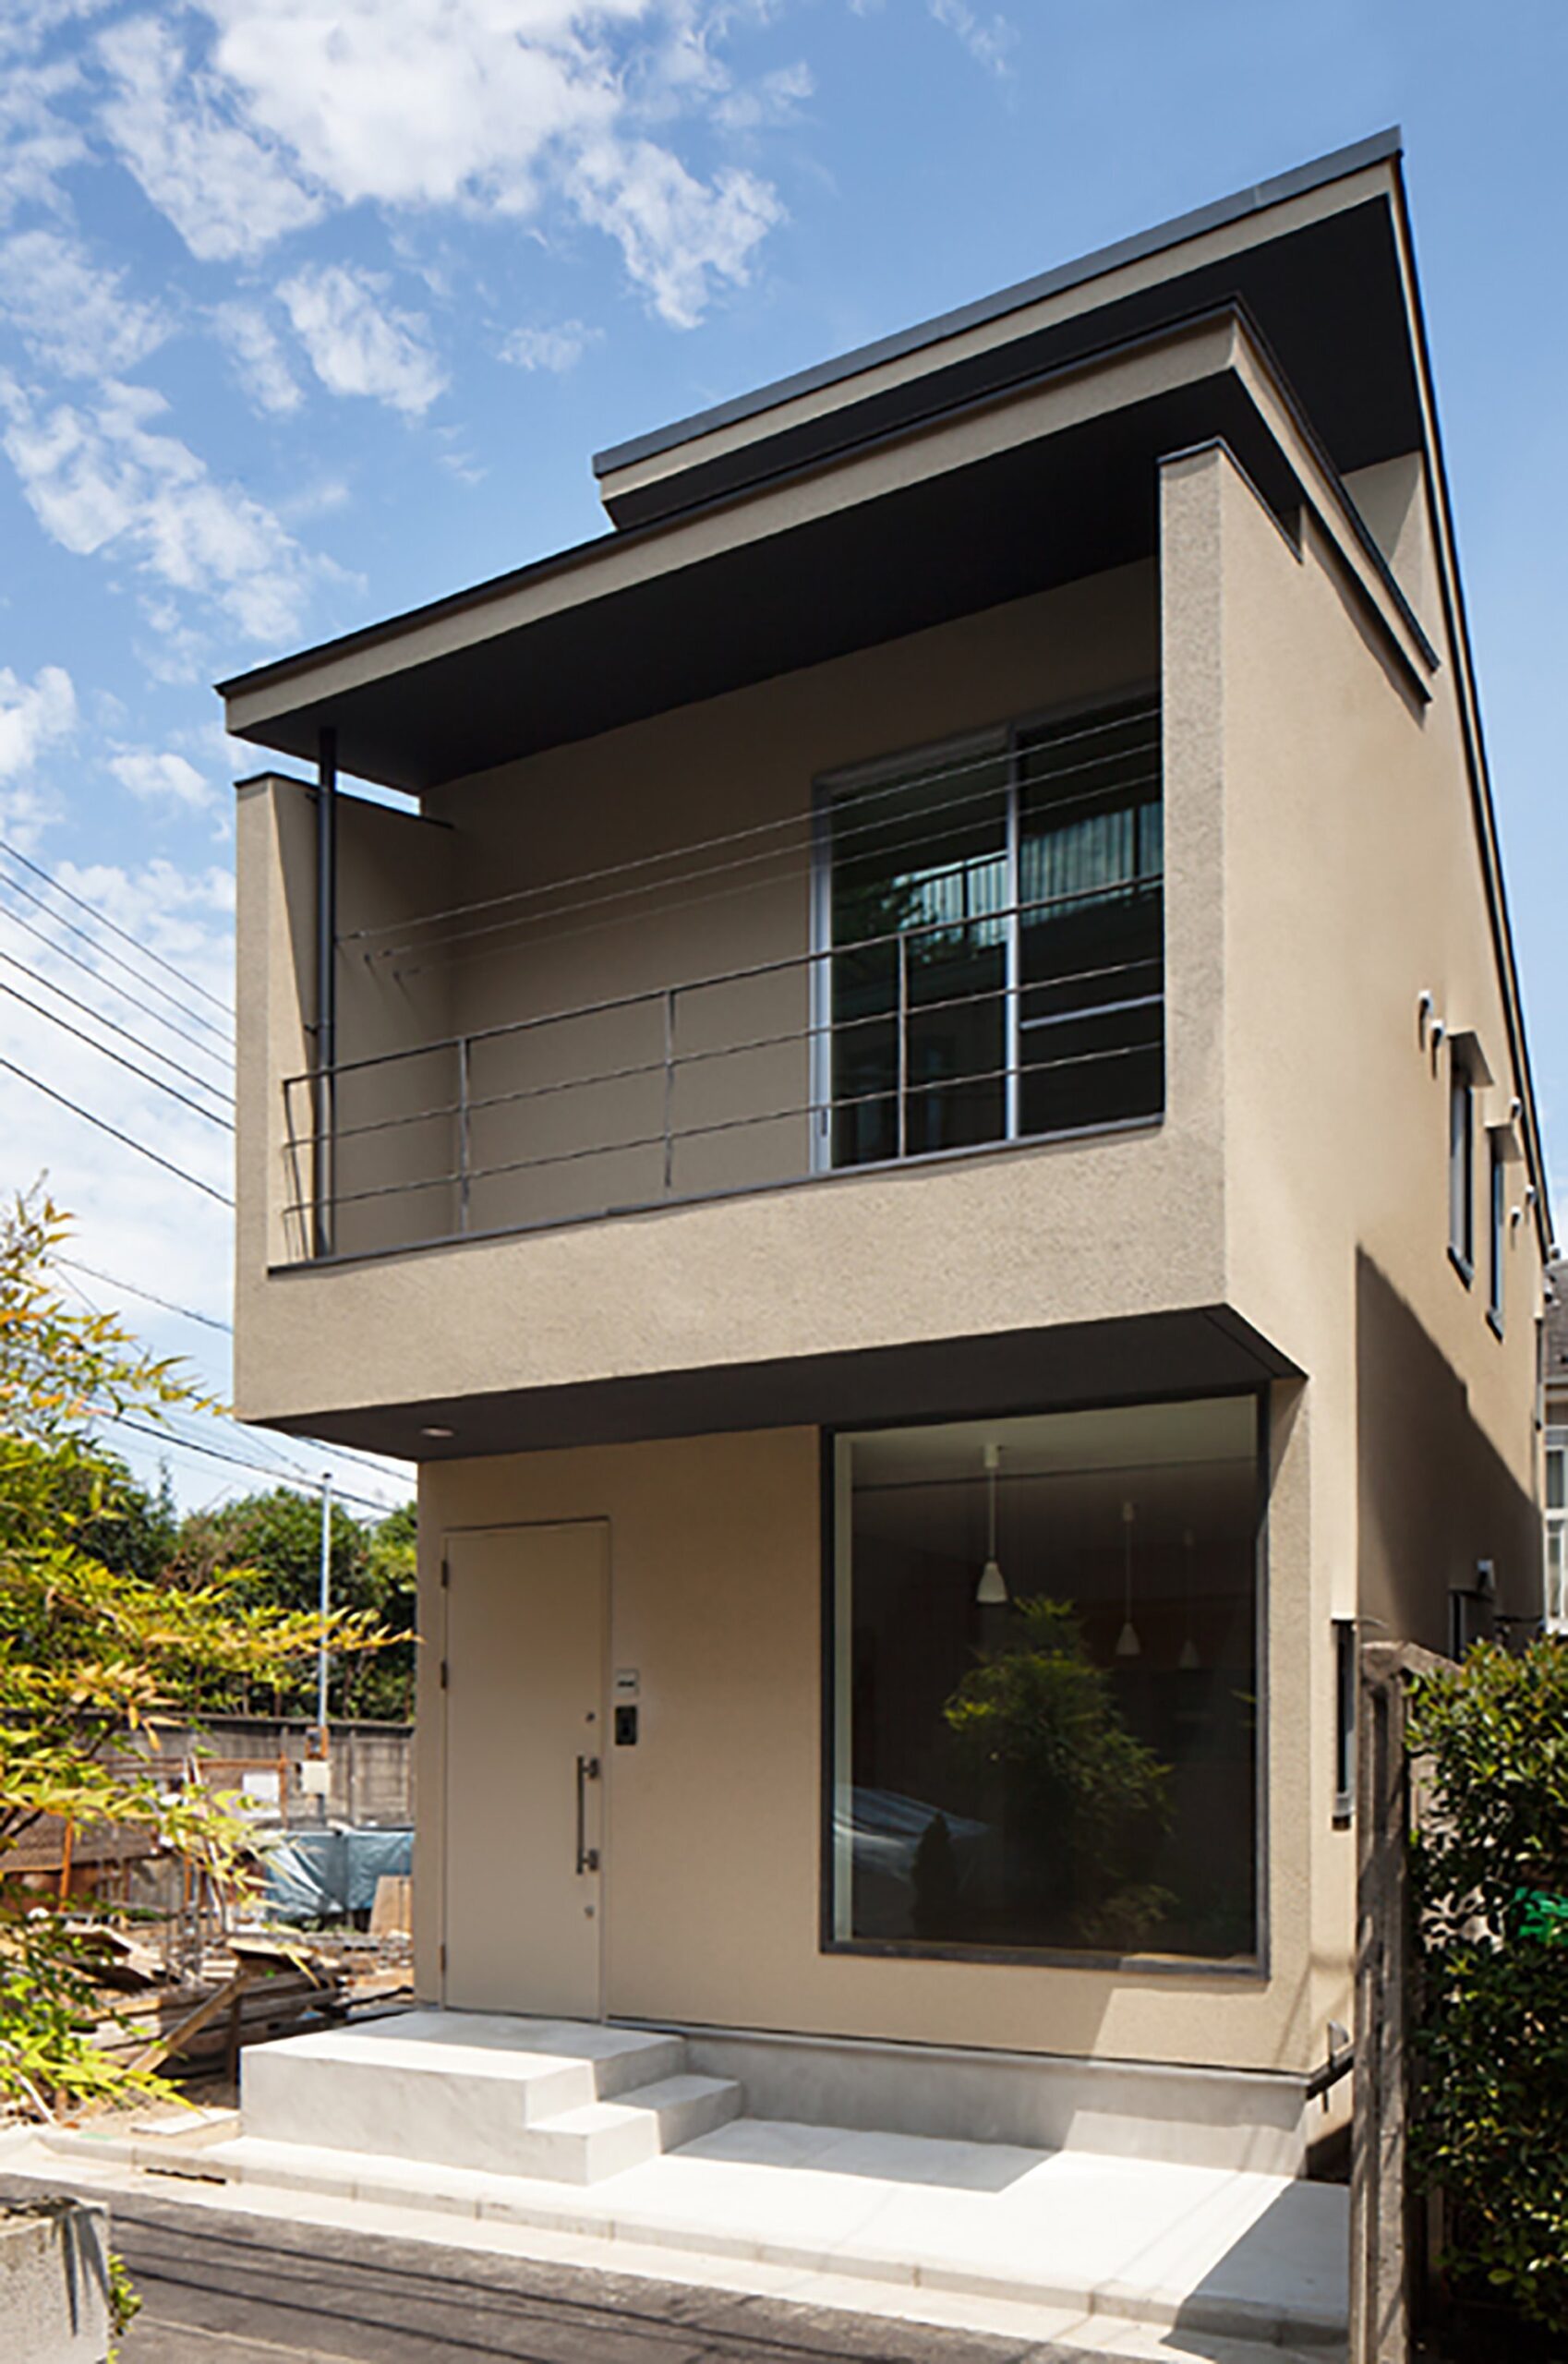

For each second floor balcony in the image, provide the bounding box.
[283,694,1164,1265]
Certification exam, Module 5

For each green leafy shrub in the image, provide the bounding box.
[1407,1636,1568,2333]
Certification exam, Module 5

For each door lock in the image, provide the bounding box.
[575,1753,600,1876]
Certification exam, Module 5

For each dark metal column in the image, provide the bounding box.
[313,725,338,1258]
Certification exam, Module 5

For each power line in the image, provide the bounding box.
[0,834,234,1019]
[0,899,235,1074]
[0,1053,233,1205]
[0,974,234,1129]
[0,945,234,1106]
[53,1257,414,1482]
[104,1414,395,1515]
[55,1257,230,1334]
[0,867,232,1047]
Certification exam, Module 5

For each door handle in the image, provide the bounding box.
[575,1754,600,1875]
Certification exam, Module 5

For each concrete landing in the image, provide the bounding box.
[240,2012,742,2184]
[40,2109,1347,2351]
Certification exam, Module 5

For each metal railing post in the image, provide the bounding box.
[457,1036,472,1232]
[313,725,338,1260]
[896,932,909,1160]
[662,988,676,1192]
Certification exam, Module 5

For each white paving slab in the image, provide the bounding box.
[106,2106,1346,2347]
[0,2129,1347,2364]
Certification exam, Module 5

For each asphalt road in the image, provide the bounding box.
[5,2179,1088,2364]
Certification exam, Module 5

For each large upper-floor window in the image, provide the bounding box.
[821,694,1164,1171]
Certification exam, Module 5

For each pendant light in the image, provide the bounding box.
[976,1441,1008,1603]
[1115,1497,1140,1657]
[1178,1527,1200,1670]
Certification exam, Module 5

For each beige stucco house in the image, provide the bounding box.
[220,130,1549,2177]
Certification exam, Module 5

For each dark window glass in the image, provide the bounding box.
[1489,1134,1505,1329]
[826,699,1164,1169]
[1017,700,1164,1136]
[1333,1618,1357,1820]
[831,1395,1260,1962]
[1449,1060,1474,1272]
[827,746,1008,1169]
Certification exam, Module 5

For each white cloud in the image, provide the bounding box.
[110,747,213,813]
[500,319,599,372]
[278,263,447,416]
[569,138,782,327]
[212,301,302,416]
[87,4,788,328]
[97,13,322,264]
[199,0,635,212]
[928,0,1016,78]
[0,54,88,223]
[0,372,319,641]
[713,59,814,131]
[0,226,168,380]
[0,663,77,846]
[0,663,78,782]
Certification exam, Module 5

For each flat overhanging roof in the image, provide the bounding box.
[219,136,1424,795]
[592,129,1411,526]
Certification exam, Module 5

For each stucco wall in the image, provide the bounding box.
[234,554,1240,1431]
[416,1413,1323,2077]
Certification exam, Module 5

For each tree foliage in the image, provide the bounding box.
[943,1594,1173,1949]
[0,1193,385,2117]
[1407,1636,1568,2333]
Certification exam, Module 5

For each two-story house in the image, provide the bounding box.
[219,129,1547,2189]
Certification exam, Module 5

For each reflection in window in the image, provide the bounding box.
[830,1395,1260,1961]
[825,697,1163,1170]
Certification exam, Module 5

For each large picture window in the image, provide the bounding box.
[828,1394,1260,1964]
[822,694,1164,1170]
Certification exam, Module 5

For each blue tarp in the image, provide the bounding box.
[262,1828,413,1923]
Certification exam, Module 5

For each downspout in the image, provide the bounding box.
[314,724,337,1258]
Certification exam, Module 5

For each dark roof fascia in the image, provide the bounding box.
[219,288,1418,719]
[215,299,1227,714]
[591,128,1404,481]
[1385,155,1553,1252]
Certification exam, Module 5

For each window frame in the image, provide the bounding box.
[1487,1128,1506,1337]
[1333,1616,1357,1824]
[1448,1049,1475,1285]
[817,1381,1271,1980]
[810,683,1164,1177]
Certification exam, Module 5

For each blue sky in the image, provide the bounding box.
[2,0,1564,1512]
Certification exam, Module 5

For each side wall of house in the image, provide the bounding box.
[1162,441,1543,2061]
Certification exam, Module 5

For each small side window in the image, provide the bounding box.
[1333,1617,1357,1823]
[1448,1053,1474,1281]
[1488,1132,1506,1335]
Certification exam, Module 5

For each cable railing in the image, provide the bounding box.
[281,875,1164,1264]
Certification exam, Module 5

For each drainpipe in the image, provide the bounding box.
[314,724,337,1258]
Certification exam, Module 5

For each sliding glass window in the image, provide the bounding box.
[823,694,1163,1169]
[828,1394,1260,1963]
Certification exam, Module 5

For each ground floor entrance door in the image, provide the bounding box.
[441,1522,608,2017]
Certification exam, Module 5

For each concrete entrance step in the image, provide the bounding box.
[237,2012,740,2184]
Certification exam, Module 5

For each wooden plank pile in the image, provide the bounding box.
[91,1936,348,2081]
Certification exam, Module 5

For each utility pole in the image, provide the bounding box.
[316,1472,332,1746]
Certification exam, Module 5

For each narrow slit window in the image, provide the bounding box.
[1333,1617,1356,1821]
[1448,1055,1474,1278]
[1488,1131,1505,1333]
